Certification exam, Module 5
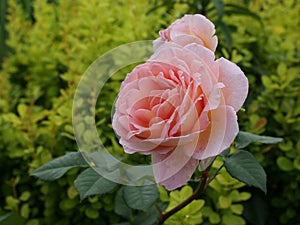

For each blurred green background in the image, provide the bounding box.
[0,0,299,224]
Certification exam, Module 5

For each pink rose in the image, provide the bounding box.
[153,14,218,52]
[112,43,248,190]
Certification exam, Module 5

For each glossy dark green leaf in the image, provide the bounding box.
[235,131,283,148]
[114,188,132,218]
[224,150,267,193]
[123,185,158,211]
[133,205,160,225]
[31,152,88,181]
[74,168,117,200]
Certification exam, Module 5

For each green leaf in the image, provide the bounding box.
[223,150,267,194]
[222,213,246,225]
[17,103,27,118]
[212,0,224,17]
[209,212,221,224]
[230,204,243,215]
[19,191,31,201]
[276,156,294,171]
[217,20,232,49]
[225,3,262,25]
[74,168,117,200]
[20,203,30,218]
[59,198,77,211]
[5,196,19,211]
[219,195,232,209]
[31,152,88,181]
[294,156,300,170]
[25,219,39,225]
[0,212,25,225]
[158,186,169,202]
[85,207,99,219]
[133,205,160,225]
[0,212,11,223]
[220,148,230,157]
[114,188,132,218]
[123,185,158,211]
[235,131,283,148]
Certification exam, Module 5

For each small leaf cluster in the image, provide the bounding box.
[32,151,161,225]
[222,0,299,224]
[30,128,279,225]
[162,186,205,225]
[148,129,279,225]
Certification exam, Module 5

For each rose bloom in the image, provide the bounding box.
[112,43,248,190]
[153,14,218,52]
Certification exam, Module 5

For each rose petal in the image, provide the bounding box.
[185,43,218,77]
[155,14,218,51]
[152,143,199,190]
[149,44,191,75]
[204,82,225,111]
[153,37,165,51]
[199,156,216,171]
[112,114,130,137]
[193,105,238,159]
[172,34,204,47]
[217,57,249,111]
[188,14,218,51]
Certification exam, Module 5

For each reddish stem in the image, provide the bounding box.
[157,167,211,225]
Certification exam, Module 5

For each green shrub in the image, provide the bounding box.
[0,0,167,224]
[223,0,300,224]
[1,0,299,224]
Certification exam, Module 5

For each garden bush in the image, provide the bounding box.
[0,0,167,224]
[0,0,299,225]
[222,1,300,224]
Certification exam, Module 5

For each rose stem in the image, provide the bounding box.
[157,166,211,225]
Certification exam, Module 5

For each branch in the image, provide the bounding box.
[157,167,211,225]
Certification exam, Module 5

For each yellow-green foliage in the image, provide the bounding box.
[159,158,251,225]
[0,0,167,224]
[1,0,299,224]
[223,0,300,224]
[205,166,251,225]
[162,186,205,225]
